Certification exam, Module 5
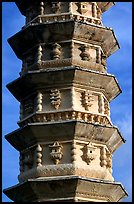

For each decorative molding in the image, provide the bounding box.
[82,91,94,111]
[51,2,60,13]
[71,141,77,164]
[36,45,43,65]
[24,14,102,30]
[100,146,107,168]
[79,44,91,61]
[36,92,43,112]
[104,98,110,117]
[18,111,112,127]
[51,43,62,60]
[92,3,97,18]
[49,141,63,164]
[82,143,96,165]
[18,164,113,183]
[36,144,42,167]
[98,94,105,114]
[76,191,112,202]
[77,2,88,15]
[39,2,44,16]
[50,89,61,110]
[21,57,106,75]
[106,150,112,173]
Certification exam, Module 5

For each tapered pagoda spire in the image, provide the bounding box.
[3,2,128,202]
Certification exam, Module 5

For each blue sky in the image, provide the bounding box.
[2,2,132,202]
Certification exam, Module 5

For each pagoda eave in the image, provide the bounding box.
[8,21,119,60]
[6,68,122,102]
[5,121,125,153]
[3,176,128,202]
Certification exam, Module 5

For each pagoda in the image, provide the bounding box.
[3,1,128,202]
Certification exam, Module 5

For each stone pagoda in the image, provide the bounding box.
[3,1,128,202]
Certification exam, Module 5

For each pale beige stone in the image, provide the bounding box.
[4,1,128,202]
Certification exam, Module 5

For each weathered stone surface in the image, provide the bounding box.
[7,67,121,102]
[4,1,128,202]
[3,176,128,202]
[16,2,115,16]
[5,121,125,153]
[8,21,119,60]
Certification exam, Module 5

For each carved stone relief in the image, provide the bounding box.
[79,44,91,61]
[71,141,77,164]
[51,2,60,13]
[39,2,44,15]
[104,98,110,117]
[36,144,42,167]
[81,142,96,165]
[100,146,112,173]
[49,141,63,164]
[98,94,105,114]
[82,91,94,111]
[100,146,107,168]
[51,43,62,60]
[36,92,43,112]
[36,45,43,65]
[50,89,61,110]
[77,2,88,15]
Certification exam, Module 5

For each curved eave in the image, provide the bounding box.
[8,21,119,60]
[5,121,125,153]
[6,68,122,102]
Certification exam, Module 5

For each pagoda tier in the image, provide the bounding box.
[16,2,115,18]
[5,121,125,183]
[3,1,128,202]
[8,20,119,74]
[6,68,121,128]
[3,176,127,202]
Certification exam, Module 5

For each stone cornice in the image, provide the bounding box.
[6,67,121,102]
[8,20,119,59]
[5,121,125,153]
[3,176,128,202]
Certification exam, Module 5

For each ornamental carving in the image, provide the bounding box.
[36,45,43,65]
[82,91,94,111]
[39,2,44,15]
[77,2,88,15]
[51,2,60,13]
[101,54,107,67]
[36,144,42,167]
[104,99,110,117]
[79,44,91,61]
[36,92,43,112]
[49,141,63,164]
[51,43,62,60]
[100,146,107,168]
[50,89,61,110]
[82,143,96,165]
